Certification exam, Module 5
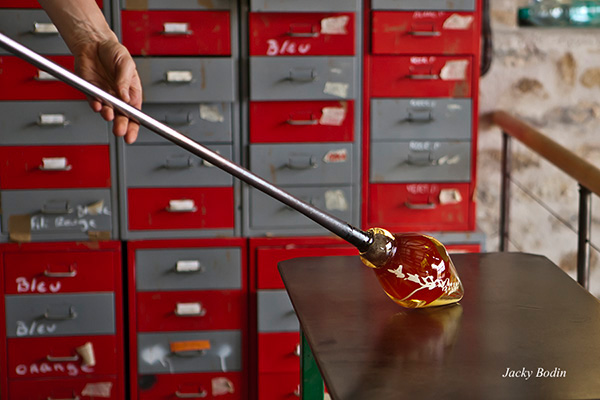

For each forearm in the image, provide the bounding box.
[37,0,117,55]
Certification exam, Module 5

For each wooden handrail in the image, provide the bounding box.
[491,110,600,197]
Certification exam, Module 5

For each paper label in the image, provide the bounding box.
[437,155,461,165]
[176,302,202,315]
[439,188,463,205]
[212,377,235,396]
[164,22,190,34]
[76,342,96,367]
[443,14,474,30]
[319,107,346,126]
[170,340,211,353]
[168,199,195,211]
[85,200,105,216]
[166,71,193,83]
[176,260,201,272]
[39,114,66,126]
[440,60,469,81]
[323,149,347,163]
[37,70,58,81]
[200,104,224,123]
[325,190,348,211]
[321,16,349,35]
[33,23,58,34]
[41,157,67,170]
[81,382,112,398]
[323,82,349,98]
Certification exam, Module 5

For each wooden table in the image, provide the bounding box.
[279,252,600,400]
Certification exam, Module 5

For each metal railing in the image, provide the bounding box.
[491,110,600,289]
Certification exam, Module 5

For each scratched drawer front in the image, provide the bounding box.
[122,11,230,56]
[371,56,473,98]
[250,56,356,100]
[1,189,113,241]
[250,186,353,230]
[137,372,243,399]
[0,145,111,190]
[0,56,85,100]
[249,13,355,56]
[137,103,232,144]
[371,0,475,11]
[257,290,298,332]
[249,143,353,185]
[9,377,120,400]
[258,332,300,373]
[370,141,471,182]
[371,98,472,141]
[125,144,232,187]
[136,57,235,102]
[250,0,359,11]
[5,293,115,338]
[0,11,69,54]
[120,0,231,9]
[0,101,109,145]
[7,335,117,379]
[249,100,354,143]
[137,330,242,374]
[136,247,241,291]
[137,290,243,332]
[4,250,115,294]
[372,11,477,55]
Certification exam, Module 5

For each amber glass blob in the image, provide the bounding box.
[360,228,464,308]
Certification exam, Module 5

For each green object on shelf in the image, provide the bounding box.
[301,331,324,400]
[518,0,600,26]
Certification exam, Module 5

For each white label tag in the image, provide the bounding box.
[323,148,347,163]
[37,70,58,81]
[176,260,201,272]
[437,155,461,165]
[212,377,235,396]
[33,22,58,34]
[440,60,469,81]
[81,382,112,398]
[85,200,105,216]
[319,107,346,126]
[164,22,190,33]
[41,157,67,170]
[39,114,65,125]
[443,14,474,30]
[200,104,225,123]
[166,71,193,83]
[176,302,201,315]
[76,342,96,367]
[439,188,463,205]
[321,16,349,35]
[323,82,349,98]
[168,199,196,211]
[325,189,348,211]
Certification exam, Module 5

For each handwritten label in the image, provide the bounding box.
[16,277,61,293]
[266,39,311,56]
[323,149,348,163]
[409,141,441,152]
[15,362,93,377]
[16,320,57,336]
[406,184,440,195]
[410,56,436,65]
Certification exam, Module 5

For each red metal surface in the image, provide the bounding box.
[258,372,300,400]
[446,244,481,253]
[9,377,120,400]
[4,250,115,294]
[0,56,85,100]
[137,372,243,399]
[371,55,473,98]
[258,332,300,373]
[0,145,110,189]
[7,335,117,379]
[372,11,478,55]
[249,12,355,56]
[121,11,231,56]
[127,187,234,230]
[367,183,473,231]
[249,101,354,143]
[136,290,244,332]
[0,0,102,7]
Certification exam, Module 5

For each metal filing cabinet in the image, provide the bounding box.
[0,241,125,400]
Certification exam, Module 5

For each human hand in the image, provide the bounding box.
[74,39,142,144]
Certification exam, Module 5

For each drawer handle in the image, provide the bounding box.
[293,343,301,357]
[285,155,318,170]
[161,22,193,36]
[39,157,72,171]
[286,118,318,126]
[165,71,194,83]
[405,108,434,123]
[404,201,437,210]
[174,302,207,317]
[172,349,207,357]
[406,153,437,166]
[32,22,59,35]
[35,70,59,81]
[47,396,80,400]
[41,200,73,215]
[164,155,194,170]
[293,385,301,398]
[288,23,319,38]
[407,74,439,80]
[288,68,317,82]
[166,199,197,213]
[408,30,441,37]
[160,113,194,126]
[46,354,79,362]
[175,390,208,398]
[174,260,205,273]
[44,264,77,278]
[38,113,69,127]
[44,306,77,321]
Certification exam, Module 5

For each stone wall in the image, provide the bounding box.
[478,0,600,295]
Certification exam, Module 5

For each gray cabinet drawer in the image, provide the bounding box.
[250,0,359,11]
[136,58,235,103]
[371,0,475,11]
[370,141,471,183]
[250,57,356,100]
[250,186,353,229]
[137,330,241,374]
[124,144,233,187]
[257,290,298,332]
[250,143,353,186]
[1,189,113,241]
[5,293,115,338]
[0,101,109,145]
[371,98,472,141]
[121,0,232,9]
[0,11,69,55]
[135,247,242,291]
[137,103,232,144]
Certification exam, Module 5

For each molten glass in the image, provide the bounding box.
[359,228,464,308]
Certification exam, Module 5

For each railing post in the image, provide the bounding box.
[499,131,511,251]
[577,184,592,289]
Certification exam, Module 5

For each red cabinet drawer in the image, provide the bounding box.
[127,187,234,231]
[0,145,110,189]
[368,183,473,231]
[138,372,242,399]
[9,377,119,400]
[0,56,85,100]
[446,244,481,253]
[0,0,102,7]
[371,56,473,98]
[7,335,117,379]
[249,12,355,56]
[4,250,115,294]
[258,332,300,373]
[121,11,230,56]
[250,101,354,143]
[136,290,243,332]
[258,372,300,400]
[372,11,477,55]
[256,245,356,289]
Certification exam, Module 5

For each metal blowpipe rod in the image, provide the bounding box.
[0,33,373,252]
